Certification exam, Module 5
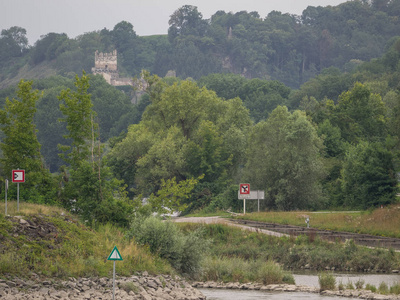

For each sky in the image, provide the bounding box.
[1,0,348,45]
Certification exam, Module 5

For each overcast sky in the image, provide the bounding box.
[1,0,348,45]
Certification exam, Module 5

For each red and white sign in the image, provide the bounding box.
[12,170,25,183]
[239,183,250,195]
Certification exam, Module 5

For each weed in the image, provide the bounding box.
[338,280,344,290]
[354,279,364,289]
[120,282,139,294]
[378,282,389,294]
[365,283,377,292]
[345,280,354,290]
[318,272,336,291]
[390,282,400,295]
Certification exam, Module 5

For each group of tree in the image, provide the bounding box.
[0,1,399,224]
[3,1,400,89]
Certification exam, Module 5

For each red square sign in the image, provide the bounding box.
[12,170,25,183]
[239,183,250,194]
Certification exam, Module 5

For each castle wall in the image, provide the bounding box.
[94,50,117,71]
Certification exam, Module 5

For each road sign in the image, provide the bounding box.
[239,183,250,195]
[12,170,25,183]
[238,190,265,199]
[108,246,123,261]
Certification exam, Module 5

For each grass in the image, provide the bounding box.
[200,256,294,284]
[233,205,400,238]
[0,201,173,279]
[178,223,400,274]
[318,272,336,291]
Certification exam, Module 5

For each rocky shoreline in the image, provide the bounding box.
[194,281,400,299]
[0,272,205,300]
[2,274,400,299]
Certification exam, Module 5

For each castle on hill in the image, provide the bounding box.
[91,50,133,86]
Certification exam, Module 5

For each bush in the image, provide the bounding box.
[390,283,400,295]
[365,283,377,292]
[127,216,208,275]
[355,279,364,289]
[318,272,336,291]
[378,282,389,294]
[200,256,293,284]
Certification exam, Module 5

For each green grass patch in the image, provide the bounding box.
[233,205,400,238]
[0,202,173,279]
[177,223,400,274]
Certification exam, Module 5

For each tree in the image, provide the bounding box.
[58,72,131,226]
[168,5,208,42]
[0,80,54,202]
[341,141,397,208]
[243,106,325,210]
[107,76,251,206]
[333,82,387,143]
[58,71,96,168]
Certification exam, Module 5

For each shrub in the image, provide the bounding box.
[378,282,389,294]
[345,281,354,290]
[127,216,208,275]
[120,282,139,294]
[390,283,400,295]
[318,272,336,291]
[338,281,344,291]
[365,283,377,292]
[355,279,364,289]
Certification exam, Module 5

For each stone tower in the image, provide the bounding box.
[92,50,133,86]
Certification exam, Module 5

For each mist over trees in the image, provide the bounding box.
[0,0,399,222]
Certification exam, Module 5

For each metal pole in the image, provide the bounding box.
[5,179,7,215]
[257,190,260,212]
[113,260,115,300]
[17,182,19,212]
[244,199,246,214]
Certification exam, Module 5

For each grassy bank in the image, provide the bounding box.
[0,201,173,279]
[178,223,400,274]
[233,205,400,238]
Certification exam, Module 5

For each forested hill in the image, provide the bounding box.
[2,0,400,89]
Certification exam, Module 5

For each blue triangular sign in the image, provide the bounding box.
[107,246,123,261]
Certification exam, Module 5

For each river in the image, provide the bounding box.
[199,272,400,299]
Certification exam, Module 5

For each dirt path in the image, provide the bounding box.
[173,216,400,250]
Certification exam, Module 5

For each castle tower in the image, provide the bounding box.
[92,50,119,84]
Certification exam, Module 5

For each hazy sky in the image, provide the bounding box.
[1,0,348,45]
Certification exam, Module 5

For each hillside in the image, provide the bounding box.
[2,1,400,89]
[0,202,172,279]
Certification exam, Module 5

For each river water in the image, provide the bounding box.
[199,272,400,299]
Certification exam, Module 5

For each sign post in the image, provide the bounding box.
[5,179,8,215]
[239,184,250,214]
[238,189,265,214]
[12,169,25,212]
[108,246,123,300]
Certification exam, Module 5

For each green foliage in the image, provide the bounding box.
[366,283,377,292]
[318,272,336,291]
[58,71,95,168]
[378,281,389,294]
[244,106,325,210]
[149,176,202,214]
[340,141,397,208]
[200,256,293,284]
[0,208,172,278]
[108,77,251,211]
[0,80,55,202]
[127,216,208,275]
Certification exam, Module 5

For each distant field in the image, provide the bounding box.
[233,205,400,238]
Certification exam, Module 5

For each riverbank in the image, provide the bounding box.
[0,272,205,300]
[193,281,400,299]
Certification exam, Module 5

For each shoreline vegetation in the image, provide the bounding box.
[2,202,400,298]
